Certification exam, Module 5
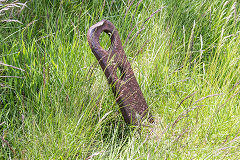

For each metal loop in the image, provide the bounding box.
[87,20,153,125]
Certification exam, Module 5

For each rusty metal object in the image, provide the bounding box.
[87,20,153,125]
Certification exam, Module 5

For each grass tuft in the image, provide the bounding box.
[1,0,240,159]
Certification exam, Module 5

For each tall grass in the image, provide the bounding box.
[1,0,240,159]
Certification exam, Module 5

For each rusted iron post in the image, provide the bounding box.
[87,20,153,125]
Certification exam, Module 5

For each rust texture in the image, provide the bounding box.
[87,20,153,125]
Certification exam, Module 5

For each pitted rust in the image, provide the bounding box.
[87,20,153,125]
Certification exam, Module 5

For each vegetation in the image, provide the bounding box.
[1,0,239,159]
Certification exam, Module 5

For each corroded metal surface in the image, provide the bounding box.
[87,20,153,125]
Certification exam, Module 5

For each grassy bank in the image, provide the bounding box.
[1,0,240,159]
